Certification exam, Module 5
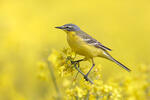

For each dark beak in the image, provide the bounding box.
[55,26,64,29]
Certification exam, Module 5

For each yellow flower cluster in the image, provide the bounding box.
[107,64,150,100]
[48,48,76,77]
[65,80,121,100]
[37,48,150,100]
[48,48,122,99]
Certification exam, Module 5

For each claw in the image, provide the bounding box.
[84,75,88,81]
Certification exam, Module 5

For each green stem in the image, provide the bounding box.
[47,61,61,100]
[85,91,89,100]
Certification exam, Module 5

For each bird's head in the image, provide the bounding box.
[55,24,80,32]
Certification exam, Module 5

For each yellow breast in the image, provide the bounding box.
[66,31,104,58]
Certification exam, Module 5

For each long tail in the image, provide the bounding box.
[103,52,131,72]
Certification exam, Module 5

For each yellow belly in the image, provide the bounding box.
[67,32,104,58]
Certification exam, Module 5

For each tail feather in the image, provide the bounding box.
[104,52,131,72]
[110,57,131,72]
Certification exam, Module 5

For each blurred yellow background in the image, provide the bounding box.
[0,0,150,100]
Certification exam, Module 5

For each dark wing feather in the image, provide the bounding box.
[76,30,112,51]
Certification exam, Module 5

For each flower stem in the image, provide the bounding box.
[47,61,61,100]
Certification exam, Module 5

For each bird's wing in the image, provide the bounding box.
[77,30,112,51]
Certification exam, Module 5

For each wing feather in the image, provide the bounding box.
[76,30,112,51]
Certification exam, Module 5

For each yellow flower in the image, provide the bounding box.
[75,86,85,98]
[48,49,150,99]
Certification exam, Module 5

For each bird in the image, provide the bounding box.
[55,23,131,79]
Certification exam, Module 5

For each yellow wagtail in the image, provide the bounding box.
[55,24,131,79]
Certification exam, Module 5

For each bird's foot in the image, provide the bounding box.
[71,60,78,65]
[83,74,93,84]
[71,59,83,65]
[84,74,89,81]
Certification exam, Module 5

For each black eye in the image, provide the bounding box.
[66,26,70,28]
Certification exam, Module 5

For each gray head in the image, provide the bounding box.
[55,24,80,31]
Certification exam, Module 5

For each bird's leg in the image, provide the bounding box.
[72,59,84,80]
[73,62,80,80]
[67,57,93,83]
[84,58,95,80]
[71,59,84,65]
[73,61,93,84]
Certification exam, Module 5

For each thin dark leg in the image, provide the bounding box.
[73,61,93,84]
[71,59,84,64]
[71,58,94,84]
[72,59,84,80]
[84,58,95,80]
[73,62,80,80]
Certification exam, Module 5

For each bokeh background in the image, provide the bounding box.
[0,0,150,100]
